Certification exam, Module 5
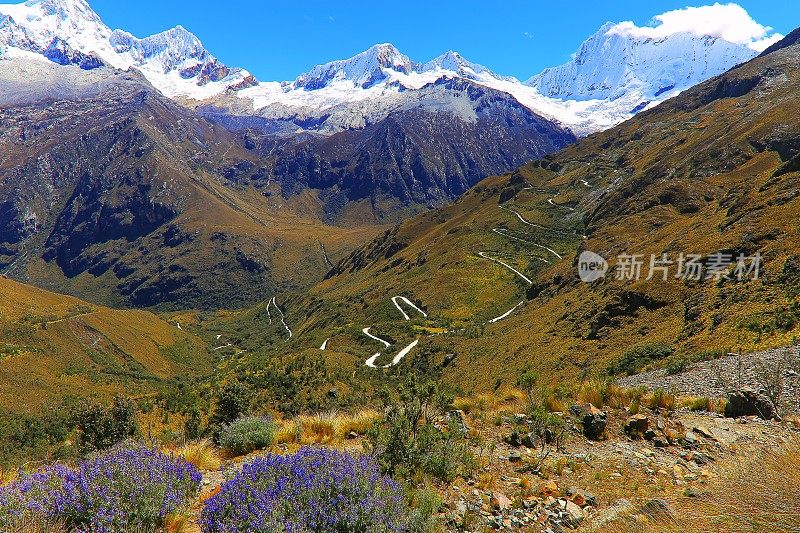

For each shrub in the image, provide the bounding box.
[0,443,200,532]
[646,389,676,412]
[367,374,473,483]
[219,416,275,456]
[211,380,253,428]
[199,447,409,532]
[608,343,674,376]
[74,395,139,453]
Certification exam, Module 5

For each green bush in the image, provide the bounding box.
[608,343,674,376]
[219,416,276,456]
[211,380,253,428]
[367,374,474,484]
[74,395,138,453]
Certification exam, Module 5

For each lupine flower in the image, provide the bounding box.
[200,447,409,532]
[0,442,201,532]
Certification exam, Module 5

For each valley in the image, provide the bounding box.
[0,1,798,531]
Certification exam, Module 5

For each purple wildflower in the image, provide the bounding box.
[200,447,409,532]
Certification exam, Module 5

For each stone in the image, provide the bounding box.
[508,451,522,463]
[513,413,528,424]
[638,498,675,520]
[683,431,698,446]
[564,500,585,526]
[491,492,512,511]
[624,414,649,438]
[724,388,774,420]
[693,425,716,439]
[540,480,559,497]
[581,406,607,440]
[521,432,537,448]
[643,429,657,441]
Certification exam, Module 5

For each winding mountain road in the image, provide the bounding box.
[269,297,292,339]
[391,296,428,320]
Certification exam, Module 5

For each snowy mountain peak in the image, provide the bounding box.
[421,50,514,83]
[527,4,782,103]
[424,51,482,74]
[527,22,759,102]
[25,0,99,21]
[0,0,253,97]
[294,42,415,90]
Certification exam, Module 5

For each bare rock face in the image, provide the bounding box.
[724,388,775,420]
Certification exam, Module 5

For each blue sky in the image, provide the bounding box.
[89,1,797,81]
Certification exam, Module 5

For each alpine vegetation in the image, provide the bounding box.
[0,443,201,532]
[200,447,409,532]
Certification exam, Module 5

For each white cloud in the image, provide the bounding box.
[607,3,783,52]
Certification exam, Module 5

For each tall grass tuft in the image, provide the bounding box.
[173,439,221,471]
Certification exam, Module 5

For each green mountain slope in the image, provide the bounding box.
[212,30,800,391]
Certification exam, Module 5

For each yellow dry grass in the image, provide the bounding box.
[587,439,800,533]
[171,439,221,472]
[273,410,380,446]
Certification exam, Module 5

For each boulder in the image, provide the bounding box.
[491,492,512,511]
[571,403,607,440]
[521,432,536,448]
[693,425,716,440]
[447,410,469,434]
[624,414,649,438]
[564,500,585,526]
[539,480,559,497]
[638,498,675,520]
[724,388,774,420]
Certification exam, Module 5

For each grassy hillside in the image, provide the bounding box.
[0,277,210,414]
[206,34,800,394]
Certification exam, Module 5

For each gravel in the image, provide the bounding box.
[618,346,800,413]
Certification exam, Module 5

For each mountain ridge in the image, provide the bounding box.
[1,0,779,135]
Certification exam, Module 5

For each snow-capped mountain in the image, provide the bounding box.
[295,43,415,90]
[0,0,781,135]
[0,0,254,98]
[528,22,759,102]
[228,11,773,136]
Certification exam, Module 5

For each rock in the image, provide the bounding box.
[521,432,536,448]
[491,492,513,511]
[624,414,649,438]
[513,413,528,424]
[683,431,698,446]
[638,498,675,520]
[583,406,607,440]
[693,425,716,439]
[564,500,585,526]
[590,499,633,529]
[566,487,597,507]
[540,480,559,497]
[643,429,657,441]
[724,388,774,420]
[653,437,669,448]
[508,451,522,463]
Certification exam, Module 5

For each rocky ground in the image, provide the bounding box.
[432,408,798,532]
[618,347,800,414]
[186,348,800,533]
